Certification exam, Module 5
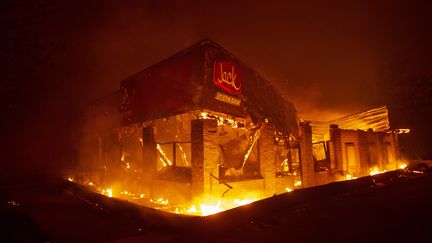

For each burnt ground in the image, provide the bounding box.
[1,170,432,243]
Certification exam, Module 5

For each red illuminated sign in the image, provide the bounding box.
[213,60,242,94]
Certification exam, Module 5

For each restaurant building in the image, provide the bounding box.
[81,40,401,204]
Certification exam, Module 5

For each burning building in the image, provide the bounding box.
[79,40,402,212]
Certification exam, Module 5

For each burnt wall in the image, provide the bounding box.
[328,125,400,177]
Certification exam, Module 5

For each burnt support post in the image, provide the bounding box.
[287,148,293,173]
[142,126,157,181]
[172,142,177,167]
[358,131,370,175]
[376,132,386,170]
[300,122,314,187]
[191,119,219,198]
[330,124,343,171]
[259,122,276,197]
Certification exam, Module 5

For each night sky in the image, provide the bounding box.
[1,0,432,177]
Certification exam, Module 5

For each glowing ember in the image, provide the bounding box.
[177,143,189,166]
[159,158,167,167]
[199,111,241,128]
[281,159,289,172]
[345,174,357,180]
[285,187,293,192]
[399,163,407,169]
[172,202,224,216]
[187,205,198,214]
[241,130,260,170]
[369,166,386,176]
[175,205,199,215]
[234,199,256,206]
[150,198,169,206]
[413,170,424,174]
[67,177,74,182]
[7,200,20,206]
[201,112,208,119]
[391,128,411,134]
[170,197,259,216]
[294,180,302,187]
[156,144,172,166]
[120,191,131,196]
[102,188,113,197]
[199,201,223,216]
[226,117,238,128]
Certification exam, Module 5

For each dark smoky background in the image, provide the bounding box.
[1,0,431,180]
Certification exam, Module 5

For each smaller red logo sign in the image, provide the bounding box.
[213,61,242,94]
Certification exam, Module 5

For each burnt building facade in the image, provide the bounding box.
[81,40,401,204]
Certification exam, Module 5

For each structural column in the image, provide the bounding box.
[330,124,343,171]
[142,126,157,181]
[259,122,276,197]
[139,126,157,198]
[191,119,219,197]
[300,122,315,187]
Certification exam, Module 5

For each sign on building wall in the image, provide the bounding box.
[213,60,242,95]
[215,91,241,106]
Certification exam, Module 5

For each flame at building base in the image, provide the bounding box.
[67,162,412,216]
[369,166,386,176]
[66,177,263,216]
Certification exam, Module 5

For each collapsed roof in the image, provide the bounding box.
[119,39,299,135]
[310,106,391,142]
